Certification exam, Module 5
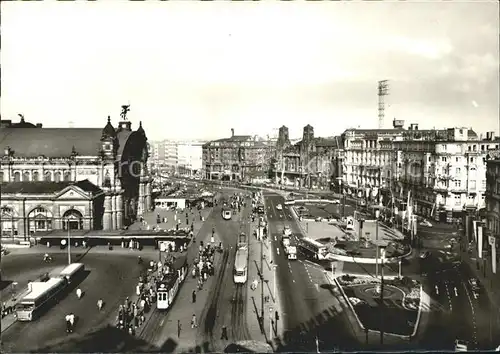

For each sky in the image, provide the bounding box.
[1,1,499,142]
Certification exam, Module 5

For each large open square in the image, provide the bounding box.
[1,247,158,353]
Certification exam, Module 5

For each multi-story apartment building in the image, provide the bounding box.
[394,126,500,222]
[486,151,500,244]
[177,141,204,176]
[203,129,273,181]
[341,119,405,197]
[275,125,343,189]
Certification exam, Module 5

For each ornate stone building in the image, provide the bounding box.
[0,108,152,238]
[275,124,342,189]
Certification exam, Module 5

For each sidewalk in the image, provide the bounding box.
[460,243,500,335]
[245,195,284,349]
[140,210,220,353]
[129,205,212,236]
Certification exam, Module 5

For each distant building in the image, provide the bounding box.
[203,129,273,181]
[275,125,343,189]
[177,141,204,176]
[0,111,151,238]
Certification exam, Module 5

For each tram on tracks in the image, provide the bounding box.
[222,208,232,220]
[156,255,188,310]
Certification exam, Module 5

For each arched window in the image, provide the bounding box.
[63,209,84,230]
[54,171,62,183]
[63,171,71,182]
[44,171,52,182]
[28,206,53,233]
[32,171,39,182]
[13,171,21,182]
[1,206,18,236]
[22,171,30,182]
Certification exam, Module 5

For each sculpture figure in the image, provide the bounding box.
[120,105,130,120]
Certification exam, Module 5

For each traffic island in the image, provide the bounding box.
[336,274,422,338]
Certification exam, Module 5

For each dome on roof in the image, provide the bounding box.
[102,116,116,138]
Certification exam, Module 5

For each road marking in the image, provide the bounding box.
[444,283,453,311]
[315,283,319,292]
[274,236,277,241]
[160,319,164,326]
[462,281,478,344]
[276,248,280,255]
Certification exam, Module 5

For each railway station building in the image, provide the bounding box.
[0,110,152,239]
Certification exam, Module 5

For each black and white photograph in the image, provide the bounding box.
[1,1,499,353]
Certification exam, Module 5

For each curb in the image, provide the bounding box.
[332,275,419,340]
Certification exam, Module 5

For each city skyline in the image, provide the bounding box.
[2,1,499,141]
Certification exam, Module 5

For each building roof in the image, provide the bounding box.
[1,179,101,195]
[344,128,404,134]
[0,128,103,158]
[213,135,252,143]
[468,130,478,139]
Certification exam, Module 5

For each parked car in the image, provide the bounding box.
[331,199,341,204]
[419,251,431,259]
[419,219,433,227]
[276,204,283,210]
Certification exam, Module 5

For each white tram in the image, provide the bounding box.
[222,209,232,220]
[234,247,248,284]
[157,256,188,310]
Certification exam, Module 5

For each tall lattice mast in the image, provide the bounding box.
[378,80,389,129]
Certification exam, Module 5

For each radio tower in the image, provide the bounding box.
[378,80,389,129]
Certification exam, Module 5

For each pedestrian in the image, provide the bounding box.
[68,313,75,333]
[97,299,103,311]
[76,288,82,299]
[65,314,71,333]
[192,290,197,303]
[191,314,197,328]
[221,325,229,340]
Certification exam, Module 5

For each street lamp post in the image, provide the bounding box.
[67,217,72,265]
[260,220,265,334]
[380,248,386,345]
[272,265,277,300]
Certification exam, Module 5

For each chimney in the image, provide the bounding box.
[490,131,496,140]
[231,128,234,137]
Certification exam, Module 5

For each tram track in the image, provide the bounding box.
[231,284,252,341]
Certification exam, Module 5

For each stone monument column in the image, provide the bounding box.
[111,195,117,230]
[147,182,152,211]
[116,193,124,229]
[103,195,112,230]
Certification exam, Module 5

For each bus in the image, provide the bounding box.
[157,256,188,310]
[298,237,329,260]
[234,247,248,284]
[59,263,85,284]
[15,277,68,321]
[222,209,232,220]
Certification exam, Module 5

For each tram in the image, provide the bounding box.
[156,256,188,310]
[234,247,248,284]
[222,208,232,220]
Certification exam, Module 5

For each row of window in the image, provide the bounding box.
[1,171,72,183]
